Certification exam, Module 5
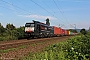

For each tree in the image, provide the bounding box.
[80,28,87,35]
[6,23,16,30]
[15,26,25,39]
[46,18,50,26]
[0,23,5,35]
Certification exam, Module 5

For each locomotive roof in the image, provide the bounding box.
[26,23,33,24]
[25,20,52,28]
[33,20,52,28]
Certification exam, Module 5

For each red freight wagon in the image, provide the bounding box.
[65,30,68,35]
[53,26,61,36]
[61,29,65,35]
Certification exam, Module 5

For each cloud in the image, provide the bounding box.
[18,14,57,20]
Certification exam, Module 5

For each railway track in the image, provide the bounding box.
[0,36,72,50]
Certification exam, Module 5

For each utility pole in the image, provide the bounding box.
[59,24,60,28]
[74,24,77,33]
[59,24,64,28]
[74,24,76,30]
[89,27,90,30]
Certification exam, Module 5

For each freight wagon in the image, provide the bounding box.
[52,26,61,36]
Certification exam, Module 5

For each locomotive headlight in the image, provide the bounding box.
[40,33,42,34]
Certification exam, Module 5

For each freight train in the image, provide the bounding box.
[24,20,74,39]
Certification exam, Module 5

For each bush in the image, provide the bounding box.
[22,33,90,60]
[0,26,25,41]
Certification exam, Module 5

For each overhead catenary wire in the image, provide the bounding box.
[56,0,76,28]
[41,0,55,14]
[47,0,67,28]
[0,0,74,28]
[30,0,55,17]
[0,0,60,23]
[17,0,50,21]
[40,0,67,28]
[17,0,43,15]
[0,0,66,23]
[0,0,57,23]
[53,0,75,28]
[0,0,46,20]
[30,0,67,24]
[0,0,32,15]
[16,0,65,24]
[0,5,29,15]
[52,0,68,28]
[0,5,17,13]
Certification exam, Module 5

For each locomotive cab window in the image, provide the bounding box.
[25,23,34,27]
[25,24,30,27]
[30,24,34,27]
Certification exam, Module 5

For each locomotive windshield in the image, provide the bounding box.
[30,24,34,27]
[25,23,34,27]
[25,23,35,32]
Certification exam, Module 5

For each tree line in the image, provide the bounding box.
[0,23,24,41]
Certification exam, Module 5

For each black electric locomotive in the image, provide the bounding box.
[24,20,53,39]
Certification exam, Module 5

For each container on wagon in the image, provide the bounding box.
[53,26,61,36]
[70,32,73,35]
[64,30,67,35]
[61,29,65,35]
[67,30,70,35]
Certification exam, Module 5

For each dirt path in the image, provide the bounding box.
[0,36,73,60]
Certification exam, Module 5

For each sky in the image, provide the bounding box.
[0,0,90,29]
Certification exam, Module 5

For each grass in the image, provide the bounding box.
[0,45,26,53]
[29,42,43,47]
[0,42,44,53]
[29,44,37,46]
